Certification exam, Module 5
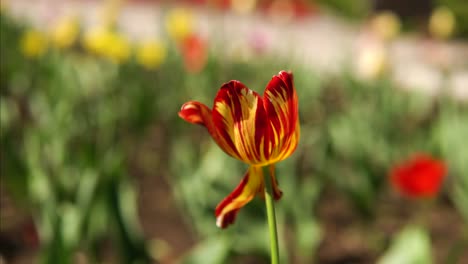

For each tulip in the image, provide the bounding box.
[82,26,112,55]
[83,27,130,64]
[429,6,456,40]
[165,8,194,43]
[370,11,401,41]
[50,15,79,49]
[20,29,48,58]
[136,39,167,70]
[355,39,388,80]
[180,33,208,73]
[104,32,131,64]
[390,154,447,198]
[179,71,299,228]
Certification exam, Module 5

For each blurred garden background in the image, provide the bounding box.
[1,0,468,263]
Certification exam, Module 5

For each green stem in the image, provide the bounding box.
[263,166,280,264]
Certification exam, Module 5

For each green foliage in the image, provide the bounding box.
[437,0,468,38]
[316,0,370,20]
[1,13,151,263]
[181,238,231,264]
[434,102,468,221]
[378,226,432,264]
[1,7,468,264]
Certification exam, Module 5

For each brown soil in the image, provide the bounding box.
[315,188,468,264]
[130,126,196,263]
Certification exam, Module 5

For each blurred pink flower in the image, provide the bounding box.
[249,29,271,55]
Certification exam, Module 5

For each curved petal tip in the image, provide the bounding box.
[178,101,210,125]
[214,166,264,228]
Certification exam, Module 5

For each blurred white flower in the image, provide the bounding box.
[449,71,468,101]
[394,63,443,96]
[422,41,455,70]
[354,36,388,80]
[224,38,254,63]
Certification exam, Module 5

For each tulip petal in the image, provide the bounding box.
[179,101,212,125]
[212,81,269,164]
[215,166,264,228]
[263,71,299,162]
[179,101,240,158]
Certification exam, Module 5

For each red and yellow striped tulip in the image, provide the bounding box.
[179,71,299,228]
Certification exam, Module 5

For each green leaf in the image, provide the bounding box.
[60,203,82,249]
[181,237,231,264]
[0,97,15,131]
[378,226,432,264]
[296,220,322,259]
[117,179,142,238]
[76,168,99,211]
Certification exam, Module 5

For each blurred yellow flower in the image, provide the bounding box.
[0,0,9,13]
[83,26,112,55]
[165,8,194,43]
[370,11,401,41]
[50,15,80,49]
[105,32,131,64]
[20,29,48,58]
[83,27,131,64]
[429,6,456,40]
[136,39,167,70]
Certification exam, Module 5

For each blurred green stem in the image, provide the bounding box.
[263,166,279,264]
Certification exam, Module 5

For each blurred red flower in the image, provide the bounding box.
[180,33,208,73]
[261,0,318,20]
[390,154,447,198]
